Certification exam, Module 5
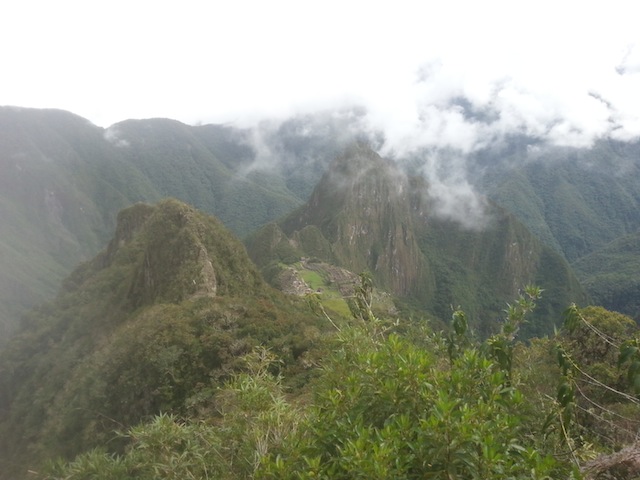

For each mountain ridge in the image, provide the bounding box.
[279,143,429,296]
[247,143,587,336]
[0,199,321,478]
[2,106,638,344]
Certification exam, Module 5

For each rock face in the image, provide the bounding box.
[248,143,587,336]
[91,199,264,307]
[0,199,318,479]
[281,144,431,297]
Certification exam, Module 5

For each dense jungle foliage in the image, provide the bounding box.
[0,200,330,479]
[31,280,640,479]
[2,107,640,342]
[2,108,640,479]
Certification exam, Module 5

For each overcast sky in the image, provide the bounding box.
[2,0,639,151]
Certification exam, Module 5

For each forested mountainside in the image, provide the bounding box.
[1,200,638,478]
[1,105,639,476]
[475,139,640,320]
[476,138,640,262]
[247,144,586,337]
[105,118,301,235]
[0,199,324,479]
[1,106,639,343]
[0,108,344,340]
[572,231,640,320]
[0,108,160,341]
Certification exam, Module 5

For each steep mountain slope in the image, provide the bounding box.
[477,139,640,262]
[248,144,587,336]
[2,106,636,348]
[0,107,160,341]
[572,232,640,320]
[108,118,303,236]
[0,199,321,479]
[0,108,334,343]
[475,139,640,323]
[281,145,430,297]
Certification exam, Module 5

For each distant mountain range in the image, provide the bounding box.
[0,107,323,340]
[477,138,640,262]
[1,105,639,344]
[1,105,640,478]
[246,143,586,337]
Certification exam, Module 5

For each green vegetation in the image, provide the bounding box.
[572,232,640,320]
[0,107,160,342]
[261,288,566,479]
[249,144,586,337]
[0,109,326,342]
[30,280,640,480]
[44,349,301,480]
[3,107,638,349]
[478,140,640,322]
[0,200,323,479]
[4,108,640,478]
[299,269,324,290]
[478,140,640,263]
[112,118,304,237]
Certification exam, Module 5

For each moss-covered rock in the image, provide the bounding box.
[0,199,320,479]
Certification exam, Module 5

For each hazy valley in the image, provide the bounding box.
[1,106,640,478]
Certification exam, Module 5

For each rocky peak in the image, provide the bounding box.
[75,199,264,309]
[282,144,430,296]
[126,199,263,306]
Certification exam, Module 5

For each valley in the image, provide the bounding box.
[1,106,639,478]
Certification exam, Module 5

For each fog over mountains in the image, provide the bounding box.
[1,104,640,345]
[246,143,586,337]
[1,102,640,478]
[4,2,640,476]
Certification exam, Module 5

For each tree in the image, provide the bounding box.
[554,305,640,478]
[41,348,301,480]
[261,287,570,479]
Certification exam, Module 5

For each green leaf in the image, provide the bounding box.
[562,303,581,333]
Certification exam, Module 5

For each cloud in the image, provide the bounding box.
[4,1,638,148]
[4,1,640,230]
[617,43,640,74]
[414,149,491,230]
[239,108,376,178]
[362,51,639,157]
[103,127,130,148]
[426,180,490,231]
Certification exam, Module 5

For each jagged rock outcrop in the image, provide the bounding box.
[280,144,432,297]
[0,199,317,480]
[248,143,587,336]
[583,441,640,479]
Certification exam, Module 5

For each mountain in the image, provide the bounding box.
[476,138,640,262]
[572,232,640,320]
[2,106,638,346]
[2,106,639,477]
[247,144,587,337]
[0,108,345,342]
[282,145,430,297]
[106,118,303,236]
[0,107,161,342]
[0,199,321,479]
[474,139,640,323]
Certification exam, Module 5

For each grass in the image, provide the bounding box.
[299,270,325,290]
[295,263,397,321]
[321,298,352,318]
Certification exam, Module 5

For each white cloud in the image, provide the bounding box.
[1,1,637,145]
[103,127,130,147]
[2,0,639,227]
